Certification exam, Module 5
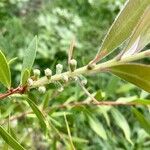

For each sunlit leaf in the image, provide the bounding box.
[111,108,132,144]
[0,125,25,150]
[21,69,30,85]
[21,36,38,84]
[132,108,150,135]
[133,99,150,105]
[0,50,11,88]
[91,0,150,63]
[25,98,47,134]
[109,63,150,93]
[121,6,150,58]
[88,116,107,140]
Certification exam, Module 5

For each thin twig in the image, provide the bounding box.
[77,78,99,103]
[0,86,27,101]
[1,100,148,125]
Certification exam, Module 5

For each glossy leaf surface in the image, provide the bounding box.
[109,63,150,93]
[92,0,150,63]
[122,6,150,58]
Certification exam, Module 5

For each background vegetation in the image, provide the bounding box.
[0,0,150,149]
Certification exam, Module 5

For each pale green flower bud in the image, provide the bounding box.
[38,86,46,94]
[58,86,64,92]
[54,81,64,92]
[69,59,77,72]
[56,64,63,74]
[27,78,33,86]
[44,68,52,79]
[79,75,87,85]
[33,69,40,77]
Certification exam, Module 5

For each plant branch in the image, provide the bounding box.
[1,99,149,125]
[0,50,150,101]
[0,86,27,101]
[31,49,150,88]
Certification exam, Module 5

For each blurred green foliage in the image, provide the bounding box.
[0,0,150,149]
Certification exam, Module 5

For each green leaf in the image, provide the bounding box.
[121,6,150,58]
[64,113,75,150]
[25,98,47,134]
[92,0,150,63]
[21,36,38,84]
[111,108,132,144]
[109,63,150,93]
[0,125,25,150]
[21,69,30,85]
[0,50,11,88]
[133,99,150,105]
[132,108,150,135]
[88,116,107,140]
[42,91,52,109]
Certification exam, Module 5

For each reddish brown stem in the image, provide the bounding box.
[0,86,27,101]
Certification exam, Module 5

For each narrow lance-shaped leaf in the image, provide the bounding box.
[0,50,11,88]
[21,36,38,85]
[121,6,150,58]
[21,69,30,85]
[91,0,150,63]
[132,108,150,135]
[109,63,150,93]
[88,116,107,140]
[25,98,48,134]
[0,125,25,150]
[133,99,150,105]
[111,108,132,144]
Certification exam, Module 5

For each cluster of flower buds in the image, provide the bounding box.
[27,61,81,94]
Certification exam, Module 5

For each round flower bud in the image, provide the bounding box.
[79,75,87,85]
[27,78,33,86]
[58,86,64,92]
[33,69,40,77]
[44,68,52,78]
[54,81,64,92]
[69,59,77,72]
[81,78,87,85]
[56,64,63,74]
[38,86,46,94]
